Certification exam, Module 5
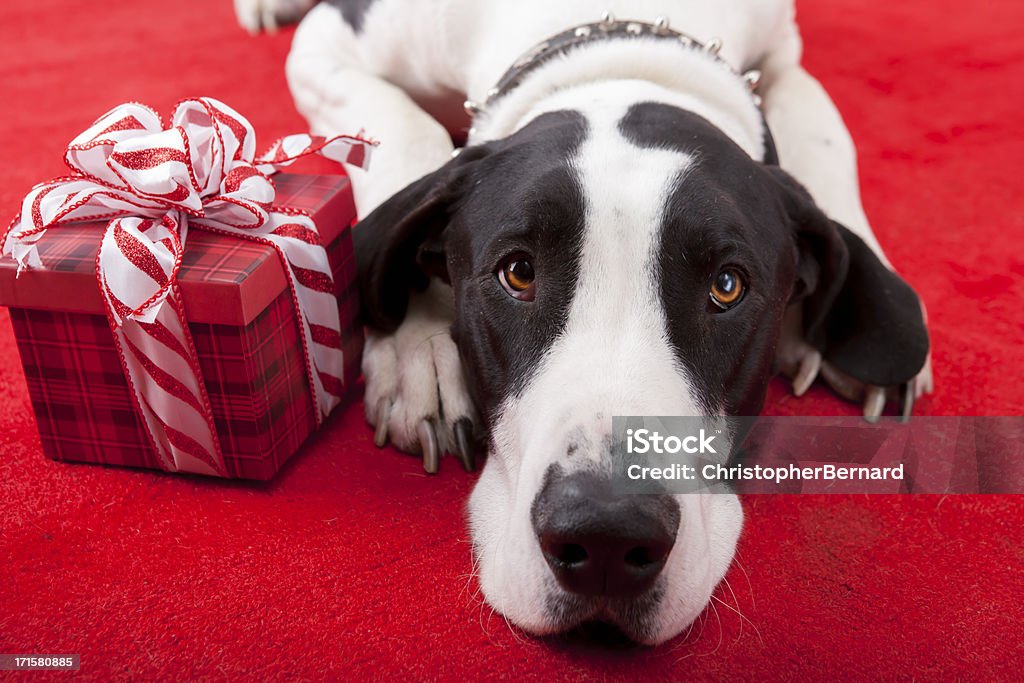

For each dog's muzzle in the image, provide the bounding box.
[531,467,681,598]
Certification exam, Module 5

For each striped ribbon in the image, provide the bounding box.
[2,98,375,476]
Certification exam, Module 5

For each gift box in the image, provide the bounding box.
[0,99,374,480]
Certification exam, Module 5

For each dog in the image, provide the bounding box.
[236,0,932,644]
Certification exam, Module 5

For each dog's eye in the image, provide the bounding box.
[709,268,745,310]
[498,256,536,301]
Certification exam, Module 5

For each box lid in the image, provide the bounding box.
[0,174,354,326]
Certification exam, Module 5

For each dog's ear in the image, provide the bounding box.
[353,146,489,332]
[768,167,929,386]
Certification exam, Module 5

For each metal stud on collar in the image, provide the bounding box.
[743,69,762,90]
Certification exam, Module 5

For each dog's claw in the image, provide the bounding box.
[792,349,822,397]
[419,420,440,474]
[863,386,886,423]
[373,398,392,448]
[453,418,476,472]
[919,355,935,397]
[899,379,916,422]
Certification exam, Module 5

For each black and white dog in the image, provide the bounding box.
[237,0,931,644]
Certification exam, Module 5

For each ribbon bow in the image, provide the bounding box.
[2,98,375,476]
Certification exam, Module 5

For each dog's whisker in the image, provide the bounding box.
[712,592,763,647]
[720,577,750,645]
[480,533,530,645]
[721,574,761,646]
[671,634,693,657]
[478,601,502,646]
[681,615,698,641]
[499,609,529,645]
[673,605,712,663]
[732,550,757,612]
[713,584,743,644]
[710,595,740,647]
[691,606,709,644]
[457,571,479,601]
[702,595,725,659]
[669,619,699,659]
[459,547,485,604]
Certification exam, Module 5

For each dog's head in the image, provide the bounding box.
[354,102,928,643]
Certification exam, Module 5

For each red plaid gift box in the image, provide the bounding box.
[0,99,374,480]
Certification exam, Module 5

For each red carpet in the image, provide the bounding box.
[1,0,1022,679]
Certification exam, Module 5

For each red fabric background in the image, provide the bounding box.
[1,0,1021,679]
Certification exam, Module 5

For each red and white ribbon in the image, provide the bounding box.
[2,98,375,476]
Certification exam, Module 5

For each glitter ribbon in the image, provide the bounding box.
[2,98,375,476]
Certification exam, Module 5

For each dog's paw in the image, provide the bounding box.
[780,339,933,421]
[777,303,933,421]
[817,352,933,421]
[362,282,480,473]
[233,0,316,34]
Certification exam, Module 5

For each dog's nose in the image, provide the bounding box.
[532,468,680,598]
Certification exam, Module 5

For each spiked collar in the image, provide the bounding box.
[464,13,765,119]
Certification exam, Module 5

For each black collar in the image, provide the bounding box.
[465,14,779,165]
[471,14,761,111]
